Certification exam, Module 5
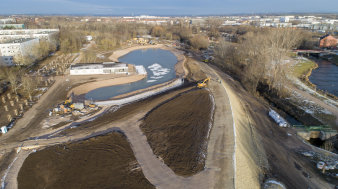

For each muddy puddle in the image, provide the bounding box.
[140,89,214,176]
[18,132,154,189]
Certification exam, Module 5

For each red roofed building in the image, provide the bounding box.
[319,34,337,48]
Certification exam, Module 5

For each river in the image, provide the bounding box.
[85,49,178,100]
[309,59,338,97]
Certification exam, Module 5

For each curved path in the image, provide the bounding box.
[1,61,236,189]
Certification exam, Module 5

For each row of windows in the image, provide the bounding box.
[3,57,13,60]
[1,46,19,49]
[72,68,127,73]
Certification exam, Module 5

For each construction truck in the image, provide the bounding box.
[197,78,210,88]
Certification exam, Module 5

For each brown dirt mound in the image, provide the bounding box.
[185,58,207,82]
[17,132,154,189]
[140,89,213,176]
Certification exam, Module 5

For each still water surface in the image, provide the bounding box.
[309,59,338,97]
[85,49,178,100]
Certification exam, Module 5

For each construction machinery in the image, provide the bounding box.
[197,78,210,88]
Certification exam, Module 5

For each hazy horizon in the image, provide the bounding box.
[1,0,338,16]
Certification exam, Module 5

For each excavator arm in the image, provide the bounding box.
[197,77,210,88]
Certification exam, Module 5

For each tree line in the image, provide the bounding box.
[214,27,309,96]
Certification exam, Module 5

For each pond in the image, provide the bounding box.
[85,49,178,100]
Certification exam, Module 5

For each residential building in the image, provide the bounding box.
[319,34,338,48]
[0,38,39,66]
[0,29,59,66]
[0,24,25,29]
[0,18,16,24]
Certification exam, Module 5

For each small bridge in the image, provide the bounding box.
[293,49,337,56]
[293,50,323,56]
[292,125,337,140]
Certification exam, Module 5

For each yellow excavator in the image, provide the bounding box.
[64,99,72,104]
[197,78,210,88]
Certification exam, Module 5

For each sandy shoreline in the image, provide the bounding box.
[68,74,146,96]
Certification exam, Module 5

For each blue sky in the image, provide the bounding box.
[1,0,338,15]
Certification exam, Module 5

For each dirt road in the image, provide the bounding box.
[0,72,237,189]
[2,53,336,189]
[293,81,338,127]
[207,64,336,189]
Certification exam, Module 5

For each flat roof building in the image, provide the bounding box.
[70,62,129,75]
[0,29,59,66]
[0,38,39,66]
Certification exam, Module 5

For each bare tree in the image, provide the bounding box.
[0,66,9,80]
[190,34,209,50]
[215,27,303,95]
[22,76,37,101]
[80,51,98,63]
[151,26,165,37]
[7,69,21,94]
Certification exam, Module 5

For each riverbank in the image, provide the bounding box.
[293,57,337,100]
[308,58,338,99]
[280,57,338,128]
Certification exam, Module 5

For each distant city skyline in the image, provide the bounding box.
[1,0,338,16]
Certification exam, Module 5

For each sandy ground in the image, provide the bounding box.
[68,74,146,96]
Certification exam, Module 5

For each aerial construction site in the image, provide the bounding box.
[0,40,337,189]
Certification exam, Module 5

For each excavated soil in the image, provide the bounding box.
[17,132,154,189]
[140,89,213,176]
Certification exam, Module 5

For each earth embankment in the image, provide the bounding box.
[140,89,213,176]
[17,132,154,189]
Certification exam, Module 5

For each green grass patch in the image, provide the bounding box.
[292,59,317,79]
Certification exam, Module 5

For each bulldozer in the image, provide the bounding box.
[197,78,210,88]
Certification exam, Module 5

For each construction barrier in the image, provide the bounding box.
[95,78,184,106]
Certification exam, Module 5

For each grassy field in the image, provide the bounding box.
[292,58,317,79]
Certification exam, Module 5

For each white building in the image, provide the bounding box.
[0,18,16,24]
[280,16,294,23]
[0,29,59,66]
[70,62,129,75]
[0,38,39,66]
[0,29,59,43]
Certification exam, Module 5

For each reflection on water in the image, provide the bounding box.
[309,59,338,96]
[85,49,177,100]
